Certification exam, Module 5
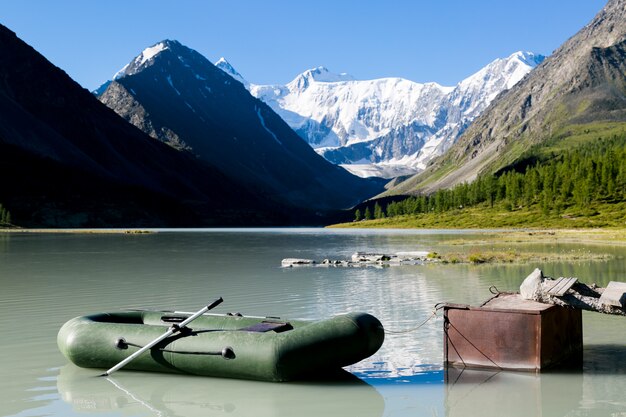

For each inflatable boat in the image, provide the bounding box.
[57,305,384,382]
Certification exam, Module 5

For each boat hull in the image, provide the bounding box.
[57,310,384,382]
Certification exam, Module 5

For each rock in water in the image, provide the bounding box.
[520,268,544,300]
[281,258,315,267]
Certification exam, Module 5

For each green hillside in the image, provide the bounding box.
[382,1,626,198]
[340,134,626,229]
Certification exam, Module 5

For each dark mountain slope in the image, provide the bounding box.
[0,25,285,227]
[98,40,383,210]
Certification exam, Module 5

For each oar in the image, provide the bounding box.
[100,297,224,376]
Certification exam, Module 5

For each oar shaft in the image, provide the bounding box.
[101,297,223,376]
[178,297,223,328]
[103,328,175,376]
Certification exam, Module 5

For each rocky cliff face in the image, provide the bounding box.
[387,0,626,195]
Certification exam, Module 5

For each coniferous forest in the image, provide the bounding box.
[355,135,626,222]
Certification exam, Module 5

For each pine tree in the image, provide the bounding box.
[374,202,385,219]
[0,203,12,226]
[368,133,625,220]
[354,209,362,221]
[364,206,373,220]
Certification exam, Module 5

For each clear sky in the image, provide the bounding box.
[2,0,607,90]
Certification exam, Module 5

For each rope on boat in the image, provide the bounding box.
[386,284,529,335]
[385,303,445,334]
[488,285,501,295]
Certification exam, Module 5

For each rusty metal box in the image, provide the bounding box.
[443,293,582,371]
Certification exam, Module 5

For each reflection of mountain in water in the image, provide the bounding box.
[57,365,384,417]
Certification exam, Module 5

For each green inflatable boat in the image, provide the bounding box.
[57,304,384,382]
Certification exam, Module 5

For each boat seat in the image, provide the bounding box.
[156,314,293,333]
[240,321,293,333]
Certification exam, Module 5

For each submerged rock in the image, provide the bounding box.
[351,252,392,263]
[282,251,431,268]
[281,258,316,267]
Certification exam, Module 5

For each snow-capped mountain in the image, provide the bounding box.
[96,40,383,211]
[215,57,248,87]
[217,52,544,178]
[0,27,293,227]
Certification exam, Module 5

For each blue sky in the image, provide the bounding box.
[2,0,606,90]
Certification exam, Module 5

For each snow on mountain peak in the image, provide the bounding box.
[112,40,191,81]
[137,42,169,65]
[307,66,354,83]
[288,66,355,90]
[215,57,248,86]
[510,51,546,67]
[245,51,544,177]
[455,50,544,96]
[99,42,544,179]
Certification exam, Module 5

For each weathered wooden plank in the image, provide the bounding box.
[599,281,626,308]
[546,277,578,296]
[519,269,626,316]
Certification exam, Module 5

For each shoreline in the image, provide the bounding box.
[1,226,624,244]
[0,228,154,234]
[2,227,621,264]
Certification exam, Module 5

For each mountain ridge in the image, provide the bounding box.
[384,0,626,196]
[0,25,288,227]
[98,40,383,211]
[217,51,544,178]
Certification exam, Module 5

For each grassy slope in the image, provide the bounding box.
[357,121,626,231]
[330,201,626,229]
[386,121,626,198]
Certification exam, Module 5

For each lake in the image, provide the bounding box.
[1,228,625,417]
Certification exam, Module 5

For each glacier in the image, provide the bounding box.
[216,52,545,178]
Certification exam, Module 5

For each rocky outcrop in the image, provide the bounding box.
[98,81,189,151]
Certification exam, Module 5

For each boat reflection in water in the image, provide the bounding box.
[57,365,385,417]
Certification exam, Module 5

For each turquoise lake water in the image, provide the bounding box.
[1,228,625,416]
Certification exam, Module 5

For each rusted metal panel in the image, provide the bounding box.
[539,303,583,368]
[444,306,541,370]
[444,293,582,371]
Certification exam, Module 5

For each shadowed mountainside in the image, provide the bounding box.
[98,40,384,211]
[0,25,297,227]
